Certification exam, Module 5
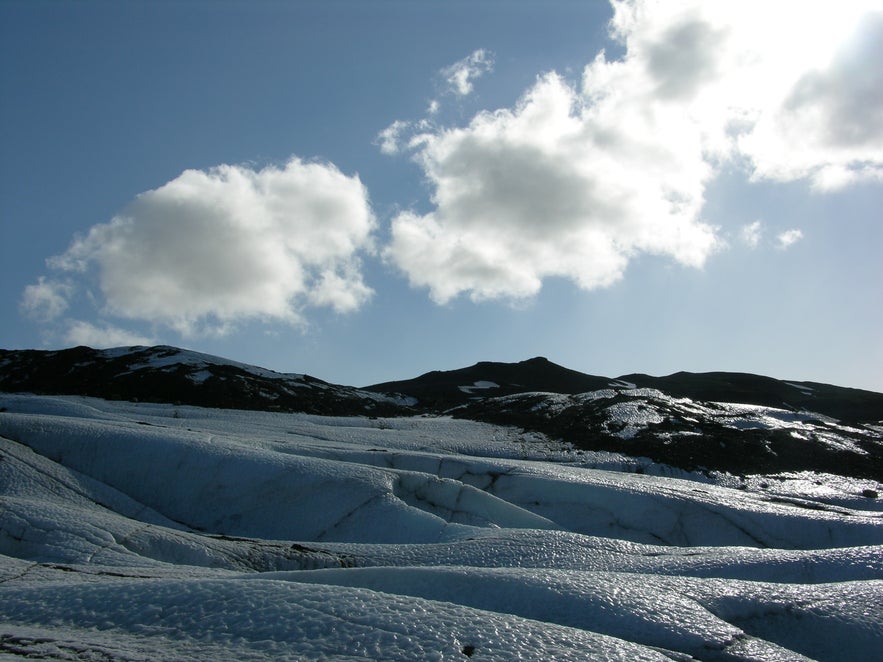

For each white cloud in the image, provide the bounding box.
[41,158,375,335]
[740,222,803,250]
[376,50,493,158]
[386,69,718,303]
[441,49,494,96]
[20,277,71,322]
[776,229,804,250]
[384,0,882,303]
[376,118,439,156]
[376,120,411,156]
[64,320,155,348]
[601,0,883,185]
[741,221,763,249]
[728,6,883,190]
[306,264,374,312]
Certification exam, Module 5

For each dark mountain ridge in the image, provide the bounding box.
[2,345,881,479]
[366,357,883,425]
[0,345,412,417]
[618,370,882,426]
[365,357,882,478]
[365,356,613,409]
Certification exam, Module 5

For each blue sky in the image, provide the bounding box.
[2,0,882,391]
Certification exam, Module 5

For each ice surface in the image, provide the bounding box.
[0,579,674,661]
[0,393,881,660]
[604,400,666,438]
[260,566,881,661]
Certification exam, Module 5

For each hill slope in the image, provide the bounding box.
[0,345,414,416]
[622,371,883,425]
[366,357,883,424]
[1,345,881,479]
[366,356,613,408]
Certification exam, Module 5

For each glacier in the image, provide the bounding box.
[0,392,881,660]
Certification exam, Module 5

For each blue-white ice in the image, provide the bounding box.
[0,393,881,660]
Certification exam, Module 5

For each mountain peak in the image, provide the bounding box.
[2,344,882,425]
[1,344,882,478]
[365,356,612,407]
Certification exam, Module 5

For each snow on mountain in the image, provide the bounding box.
[366,356,614,407]
[459,380,501,394]
[454,387,883,479]
[3,345,881,481]
[0,345,417,415]
[1,346,882,659]
[1,388,882,660]
[367,357,883,425]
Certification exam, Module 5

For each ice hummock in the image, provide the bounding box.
[0,392,881,660]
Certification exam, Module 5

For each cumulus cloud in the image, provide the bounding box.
[741,221,763,249]
[376,50,495,156]
[776,229,804,250]
[384,0,882,303]
[376,118,438,156]
[739,221,804,250]
[64,320,155,348]
[376,120,411,156]
[720,5,883,189]
[20,277,72,322]
[36,158,375,335]
[386,66,718,303]
[442,49,494,96]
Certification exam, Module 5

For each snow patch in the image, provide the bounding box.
[459,380,501,394]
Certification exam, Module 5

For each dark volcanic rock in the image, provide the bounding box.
[369,358,882,479]
[452,389,883,480]
[0,346,413,417]
[621,371,883,426]
[365,357,613,409]
[3,345,882,479]
[369,360,883,426]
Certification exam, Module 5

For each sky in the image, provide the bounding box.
[1,0,882,392]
